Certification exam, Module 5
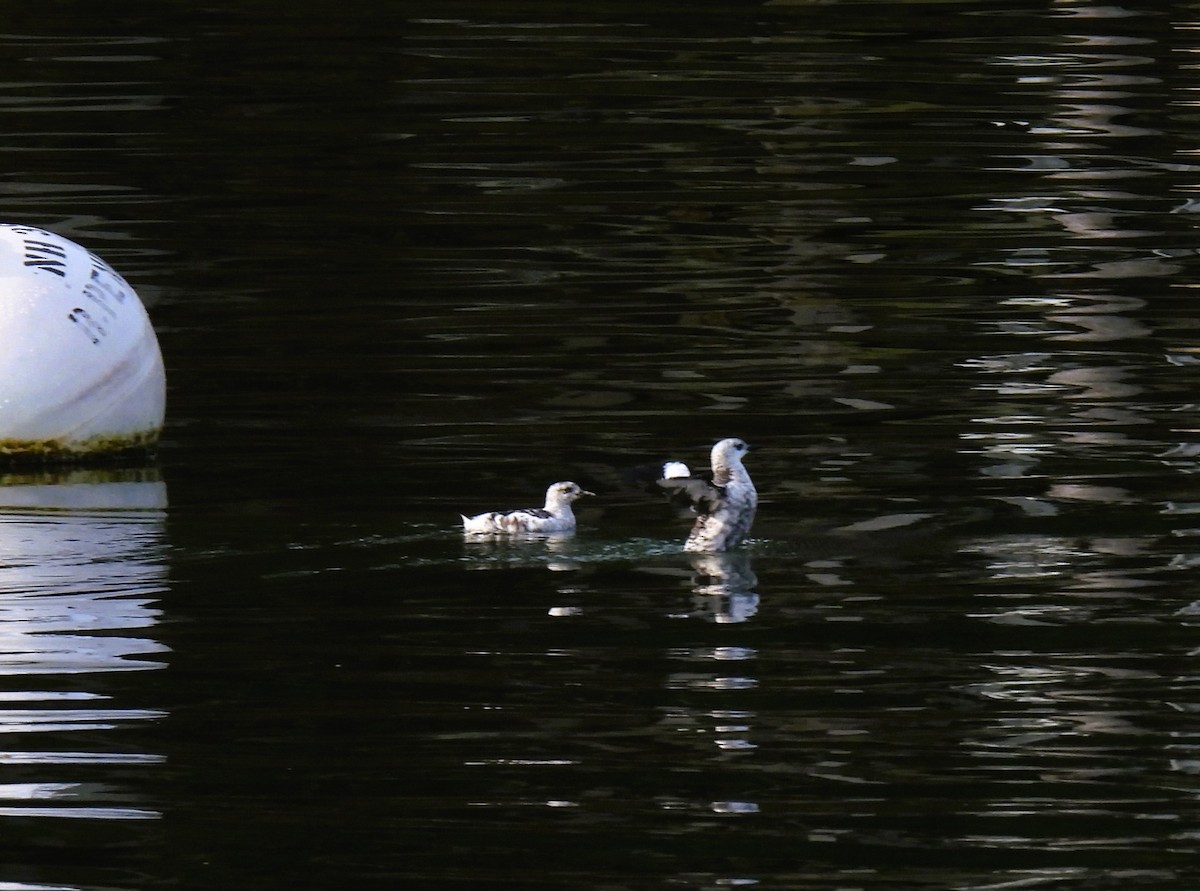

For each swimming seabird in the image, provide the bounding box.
[461,481,594,535]
[657,438,757,552]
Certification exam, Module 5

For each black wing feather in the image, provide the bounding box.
[657,477,725,515]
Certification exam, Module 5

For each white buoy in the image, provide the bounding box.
[0,224,165,461]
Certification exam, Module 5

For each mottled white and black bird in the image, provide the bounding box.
[461,481,594,535]
[657,438,757,552]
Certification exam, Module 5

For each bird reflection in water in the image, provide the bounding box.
[685,551,758,624]
[460,531,582,572]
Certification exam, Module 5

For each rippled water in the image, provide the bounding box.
[3,1,1200,889]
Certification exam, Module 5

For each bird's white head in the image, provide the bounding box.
[711,438,749,465]
[709,438,751,487]
[545,481,595,508]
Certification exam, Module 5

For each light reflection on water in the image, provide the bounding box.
[4,0,1200,888]
[0,470,167,824]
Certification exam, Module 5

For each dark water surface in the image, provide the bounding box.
[3,1,1200,888]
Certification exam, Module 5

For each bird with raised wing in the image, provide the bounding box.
[657,438,757,552]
